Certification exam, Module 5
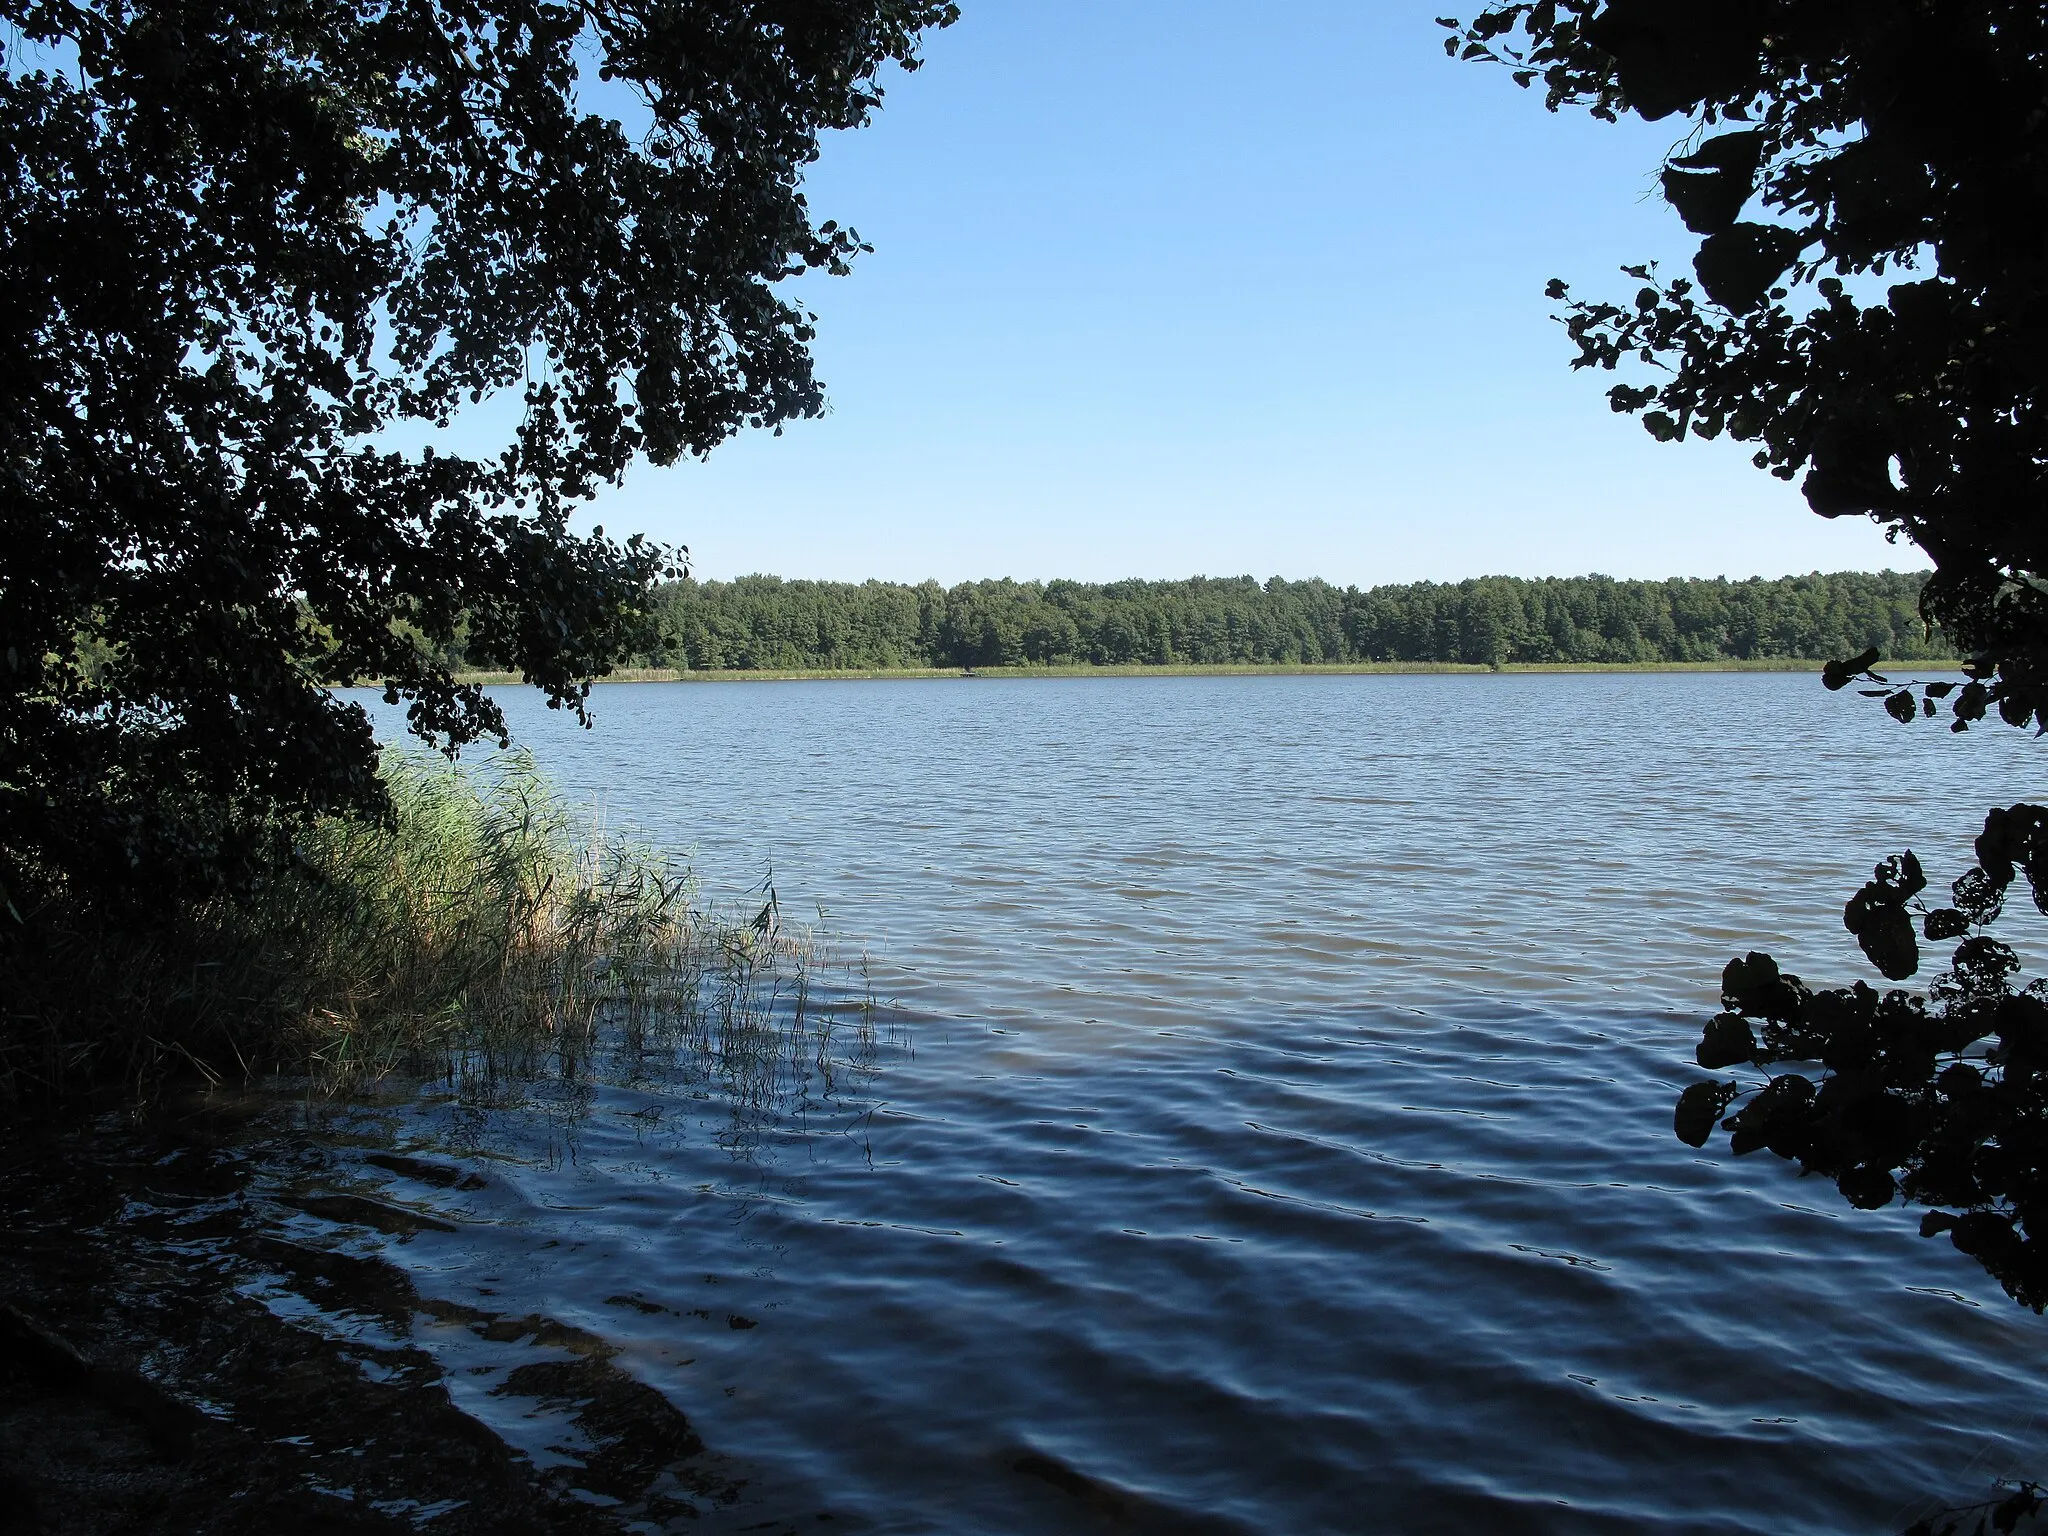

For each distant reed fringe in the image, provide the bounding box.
[0,752,843,1105]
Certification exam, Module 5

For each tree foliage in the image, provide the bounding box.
[1446,4,2048,1320]
[0,0,953,915]
[1683,817,2048,1314]
[1446,1,2047,736]
[589,569,1944,672]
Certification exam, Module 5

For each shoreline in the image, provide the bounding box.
[417,658,1957,686]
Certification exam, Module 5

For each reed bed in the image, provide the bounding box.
[0,753,872,1109]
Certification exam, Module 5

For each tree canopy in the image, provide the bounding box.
[0,0,953,915]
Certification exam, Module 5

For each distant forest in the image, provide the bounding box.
[579,570,1949,671]
[414,571,1948,674]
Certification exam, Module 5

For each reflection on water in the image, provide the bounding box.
[11,673,2048,1533]
[0,956,904,1533]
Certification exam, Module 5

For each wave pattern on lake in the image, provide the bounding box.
[141,677,2048,1529]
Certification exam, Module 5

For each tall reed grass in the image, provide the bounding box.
[0,753,856,1107]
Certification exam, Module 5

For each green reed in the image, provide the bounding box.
[0,752,865,1107]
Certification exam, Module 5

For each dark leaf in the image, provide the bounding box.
[1845,899,1919,980]
[1722,951,1779,1008]
[1692,223,1806,312]
[1924,908,1971,940]
[1661,153,1755,234]
[1953,867,2007,924]
[1675,1080,1739,1147]
[1836,1165,1895,1210]
[1823,648,1882,690]
[1697,1012,1757,1069]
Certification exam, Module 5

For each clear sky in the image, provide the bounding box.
[577,0,1922,587]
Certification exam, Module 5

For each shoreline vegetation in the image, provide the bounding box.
[0,753,836,1107]
[438,657,1910,685]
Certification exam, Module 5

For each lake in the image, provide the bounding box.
[42,673,2048,1532]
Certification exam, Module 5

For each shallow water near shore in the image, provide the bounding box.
[23,672,2048,1533]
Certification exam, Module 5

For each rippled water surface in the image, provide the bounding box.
[132,676,2048,1529]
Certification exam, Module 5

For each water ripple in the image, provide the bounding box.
[261,673,2048,1531]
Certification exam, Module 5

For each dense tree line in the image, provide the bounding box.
[603,570,1949,671]
[1450,0,2048,1367]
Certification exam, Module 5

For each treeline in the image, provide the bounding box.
[607,571,1948,671]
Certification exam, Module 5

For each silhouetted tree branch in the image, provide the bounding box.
[1682,814,2048,1310]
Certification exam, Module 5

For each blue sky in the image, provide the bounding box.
[579,0,1921,587]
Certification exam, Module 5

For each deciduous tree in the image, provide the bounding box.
[1,0,953,915]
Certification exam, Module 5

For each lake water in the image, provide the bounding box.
[50,673,2048,1532]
